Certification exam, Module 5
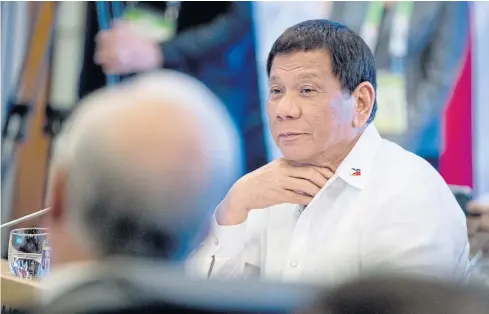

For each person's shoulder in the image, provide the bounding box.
[370,140,457,207]
[375,140,446,187]
[366,141,466,240]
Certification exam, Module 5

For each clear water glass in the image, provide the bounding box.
[8,228,51,279]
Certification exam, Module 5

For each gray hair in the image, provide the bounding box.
[50,70,243,260]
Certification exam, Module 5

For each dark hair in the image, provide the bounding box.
[267,19,377,123]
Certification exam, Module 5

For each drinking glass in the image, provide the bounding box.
[8,228,51,279]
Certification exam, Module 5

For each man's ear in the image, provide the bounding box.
[46,168,68,223]
[352,81,375,128]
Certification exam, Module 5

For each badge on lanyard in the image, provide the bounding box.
[123,2,180,42]
[360,2,414,135]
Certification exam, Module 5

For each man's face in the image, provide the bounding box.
[267,50,356,163]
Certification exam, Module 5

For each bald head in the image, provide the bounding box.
[49,71,242,260]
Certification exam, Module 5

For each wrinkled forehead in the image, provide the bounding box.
[268,50,334,82]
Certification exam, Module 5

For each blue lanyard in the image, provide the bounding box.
[95,1,126,86]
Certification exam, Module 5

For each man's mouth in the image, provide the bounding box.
[278,132,306,140]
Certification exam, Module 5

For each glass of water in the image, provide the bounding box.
[8,228,51,279]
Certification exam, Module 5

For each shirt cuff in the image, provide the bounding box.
[211,215,247,258]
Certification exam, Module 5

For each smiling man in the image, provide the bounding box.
[188,19,469,285]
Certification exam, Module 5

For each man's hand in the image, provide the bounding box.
[216,159,334,226]
[95,21,163,75]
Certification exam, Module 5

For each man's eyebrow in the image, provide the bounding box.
[269,75,280,83]
[269,72,323,83]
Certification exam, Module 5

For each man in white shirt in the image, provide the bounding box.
[188,19,469,285]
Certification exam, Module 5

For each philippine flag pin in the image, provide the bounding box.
[350,168,361,176]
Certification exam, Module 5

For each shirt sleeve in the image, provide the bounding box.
[185,206,265,280]
[360,170,469,280]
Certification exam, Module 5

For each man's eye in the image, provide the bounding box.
[300,88,315,94]
[270,88,282,95]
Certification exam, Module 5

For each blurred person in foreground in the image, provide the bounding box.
[329,2,469,168]
[36,71,315,314]
[187,19,468,286]
[298,275,489,314]
[84,1,268,173]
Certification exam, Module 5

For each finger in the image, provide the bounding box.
[287,166,328,189]
[283,177,321,198]
[95,30,114,51]
[96,28,128,51]
[312,166,335,180]
[282,190,314,205]
[103,61,123,75]
[94,50,115,69]
[467,201,489,214]
[95,54,120,74]
[94,48,110,65]
[98,46,132,74]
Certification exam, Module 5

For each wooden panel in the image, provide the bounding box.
[12,2,57,227]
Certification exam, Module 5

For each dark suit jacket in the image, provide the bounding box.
[33,259,320,314]
[79,2,268,173]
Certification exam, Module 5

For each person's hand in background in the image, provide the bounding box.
[466,198,489,253]
[95,21,163,75]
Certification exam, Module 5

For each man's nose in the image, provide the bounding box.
[275,96,301,120]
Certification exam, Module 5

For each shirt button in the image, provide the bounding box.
[214,239,219,245]
[290,261,298,268]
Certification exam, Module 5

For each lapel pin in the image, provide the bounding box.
[350,168,361,177]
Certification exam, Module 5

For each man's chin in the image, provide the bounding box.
[280,148,314,164]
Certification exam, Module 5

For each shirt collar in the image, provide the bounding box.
[334,124,382,190]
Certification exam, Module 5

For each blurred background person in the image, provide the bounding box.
[38,71,244,313]
[82,1,268,174]
[299,275,489,314]
[329,1,469,169]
